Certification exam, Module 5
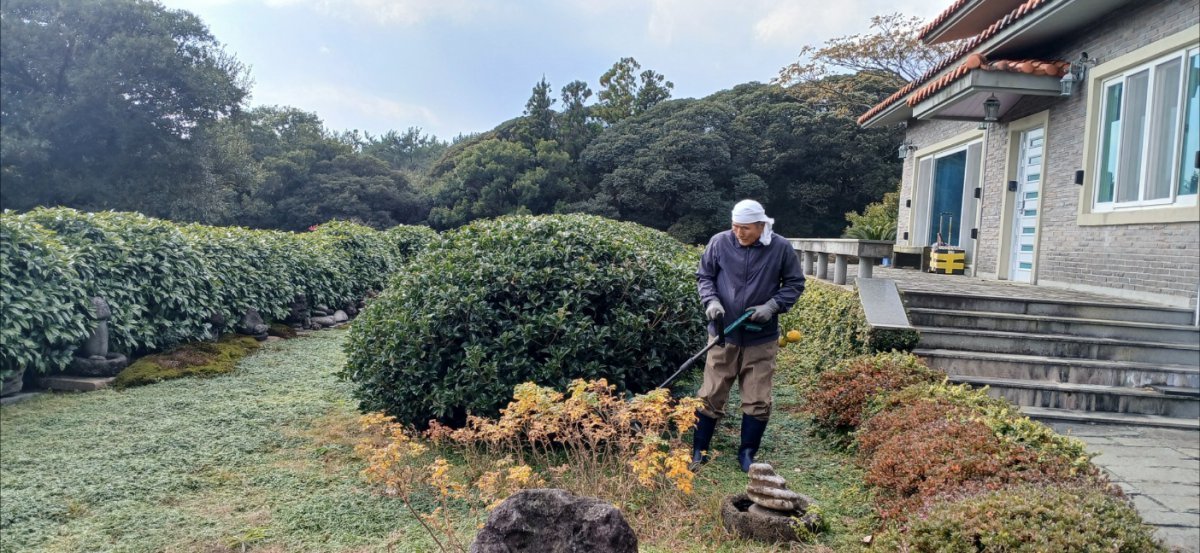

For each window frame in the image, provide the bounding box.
[1092,47,1198,212]
[1078,25,1200,227]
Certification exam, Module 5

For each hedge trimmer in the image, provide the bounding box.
[657,309,761,389]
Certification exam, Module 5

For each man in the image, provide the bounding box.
[693,199,805,472]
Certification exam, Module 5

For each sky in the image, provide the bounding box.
[159,0,952,140]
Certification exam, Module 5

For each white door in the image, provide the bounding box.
[1009,127,1043,283]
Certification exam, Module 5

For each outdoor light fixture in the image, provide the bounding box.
[983,94,1001,122]
[1060,52,1098,96]
[897,141,917,159]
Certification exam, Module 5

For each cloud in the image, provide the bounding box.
[272,0,493,25]
[163,0,492,25]
[754,0,953,47]
[253,84,441,134]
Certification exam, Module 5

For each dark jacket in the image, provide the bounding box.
[697,230,806,346]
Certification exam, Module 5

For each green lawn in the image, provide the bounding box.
[1,330,872,552]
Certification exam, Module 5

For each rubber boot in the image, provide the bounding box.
[690,412,718,471]
[737,415,768,472]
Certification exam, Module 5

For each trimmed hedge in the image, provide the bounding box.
[343,214,705,428]
[798,350,1145,548]
[1,208,436,378]
[875,484,1164,552]
[21,208,217,353]
[779,279,919,378]
[803,351,942,433]
[0,214,91,381]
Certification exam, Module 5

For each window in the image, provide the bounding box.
[1094,47,1199,209]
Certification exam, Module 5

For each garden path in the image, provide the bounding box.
[1050,422,1200,553]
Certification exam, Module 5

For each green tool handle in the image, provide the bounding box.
[657,309,762,390]
[724,308,762,335]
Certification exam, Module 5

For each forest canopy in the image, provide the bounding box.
[1,0,916,242]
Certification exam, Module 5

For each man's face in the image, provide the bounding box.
[732,222,765,246]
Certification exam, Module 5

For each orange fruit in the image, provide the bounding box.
[777,337,788,347]
[786,330,802,342]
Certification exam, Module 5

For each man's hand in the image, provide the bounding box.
[748,299,779,323]
[705,300,725,321]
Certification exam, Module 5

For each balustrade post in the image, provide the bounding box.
[858,257,875,279]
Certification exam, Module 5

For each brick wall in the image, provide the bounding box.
[898,0,1200,307]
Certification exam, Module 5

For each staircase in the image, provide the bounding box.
[905,290,1200,430]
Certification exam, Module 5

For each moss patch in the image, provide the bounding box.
[114,334,261,388]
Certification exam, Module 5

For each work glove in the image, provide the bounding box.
[705,300,725,321]
[748,299,779,323]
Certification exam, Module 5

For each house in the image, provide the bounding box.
[859,0,1200,312]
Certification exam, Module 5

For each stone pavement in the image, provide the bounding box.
[850,266,1177,306]
[1050,422,1200,552]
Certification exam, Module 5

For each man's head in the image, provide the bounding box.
[731,199,774,246]
[732,221,765,246]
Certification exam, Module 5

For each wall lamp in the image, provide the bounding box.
[897,141,917,159]
[977,94,1001,129]
[1060,52,1099,96]
[983,94,1001,122]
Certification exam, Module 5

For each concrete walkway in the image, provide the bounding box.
[1049,423,1199,551]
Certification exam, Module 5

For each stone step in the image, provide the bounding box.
[38,376,116,392]
[949,376,1200,419]
[902,291,1195,326]
[1020,406,1200,431]
[916,327,1200,366]
[908,308,1200,345]
[916,349,1200,388]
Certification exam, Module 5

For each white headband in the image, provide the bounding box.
[731,199,774,245]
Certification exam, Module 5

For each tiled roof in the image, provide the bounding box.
[917,0,972,41]
[906,54,1069,106]
[857,0,1053,126]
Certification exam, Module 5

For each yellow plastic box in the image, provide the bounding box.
[929,247,965,275]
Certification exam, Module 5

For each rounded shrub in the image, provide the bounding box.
[802,351,942,434]
[343,214,704,427]
[0,214,91,378]
[871,382,1094,472]
[382,224,440,271]
[19,208,216,353]
[876,484,1164,552]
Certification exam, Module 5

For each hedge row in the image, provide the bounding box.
[0,208,438,382]
[803,352,1163,552]
[778,279,919,379]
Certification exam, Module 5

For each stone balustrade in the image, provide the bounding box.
[787,238,895,285]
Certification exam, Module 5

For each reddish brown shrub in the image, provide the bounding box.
[864,414,1088,521]
[854,398,966,458]
[803,352,942,433]
[866,418,1004,500]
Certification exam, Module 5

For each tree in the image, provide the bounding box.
[224,106,426,230]
[558,80,598,160]
[775,13,962,115]
[843,189,899,240]
[362,127,447,174]
[0,0,248,216]
[518,77,556,146]
[581,83,901,242]
[593,57,674,125]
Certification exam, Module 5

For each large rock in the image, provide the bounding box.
[237,308,269,341]
[470,488,637,553]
